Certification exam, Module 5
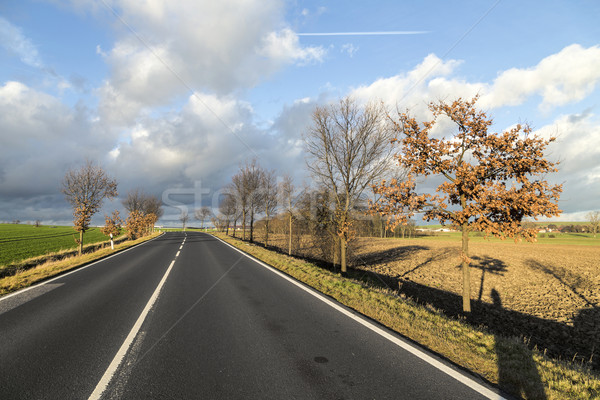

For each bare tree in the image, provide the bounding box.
[180,211,189,231]
[62,160,118,255]
[144,195,164,232]
[231,171,249,240]
[279,175,296,255]
[220,189,239,237]
[122,188,146,213]
[304,96,395,273]
[231,160,264,242]
[261,169,278,247]
[195,206,211,231]
[587,211,600,238]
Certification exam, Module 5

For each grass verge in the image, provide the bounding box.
[0,232,162,296]
[214,232,599,400]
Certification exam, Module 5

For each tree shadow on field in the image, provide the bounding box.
[492,289,547,400]
[468,256,508,302]
[354,245,430,267]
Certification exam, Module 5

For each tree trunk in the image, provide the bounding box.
[288,213,292,256]
[265,217,270,247]
[461,222,471,313]
[340,236,347,274]
[242,211,246,240]
[249,210,254,243]
[78,230,83,256]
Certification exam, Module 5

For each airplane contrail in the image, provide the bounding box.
[297,31,429,36]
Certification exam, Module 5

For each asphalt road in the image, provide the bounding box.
[0,232,504,399]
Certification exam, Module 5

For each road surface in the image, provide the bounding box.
[0,232,505,399]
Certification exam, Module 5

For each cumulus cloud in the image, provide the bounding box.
[534,111,600,214]
[0,81,119,222]
[352,44,600,116]
[481,44,600,111]
[351,54,478,121]
[0,16,42,68]
[103,91,310,220]
[260,28,326,65]
[89,0,325,125]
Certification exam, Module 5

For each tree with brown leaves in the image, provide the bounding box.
[305,97,394,273]
[62,161,118,256]
[122,189,163,233]
[371,96,562,312]
[126,210,147,239]
[101,210,123,249]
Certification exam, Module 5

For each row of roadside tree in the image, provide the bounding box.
[61,162,163,255]
[216,95,565,313]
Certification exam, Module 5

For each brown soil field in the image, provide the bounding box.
[247,230,600,370]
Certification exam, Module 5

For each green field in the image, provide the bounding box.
[0,224,114,266]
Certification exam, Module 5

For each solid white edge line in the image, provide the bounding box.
[213,235,506,400]
[88,258,177,400]
[0,233,165,303]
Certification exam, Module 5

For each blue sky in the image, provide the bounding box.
[0,0,599,225]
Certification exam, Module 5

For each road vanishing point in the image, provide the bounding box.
[0,232,506,399]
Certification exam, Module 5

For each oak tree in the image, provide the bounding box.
[101,210,123,249]
[126,210,147,239]
[122,189,163,233]
[62,161,118,256]
[371,96,562,312]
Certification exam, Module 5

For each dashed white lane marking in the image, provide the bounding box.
[88,258,177,400]
[214,235,506,400]
[175,251,180,258]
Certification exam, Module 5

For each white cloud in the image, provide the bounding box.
[341,43,358,58]
[352,44,600,116]
[533,111,600,215]
[351,54,472,118]
[0,81,114,204]
[481,44,600,111]
[260,28,326,66]
[87,0,324,125]
[0,16,42,68]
